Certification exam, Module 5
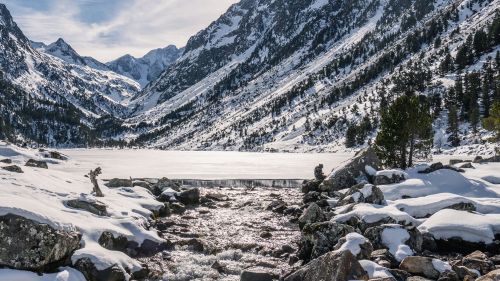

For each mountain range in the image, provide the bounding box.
[0,0,498,151]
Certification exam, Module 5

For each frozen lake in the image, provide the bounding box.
[57,149,355,180]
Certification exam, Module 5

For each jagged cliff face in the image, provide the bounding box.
[125,0,499,151]
[106,45,183,88]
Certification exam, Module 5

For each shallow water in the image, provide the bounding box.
[142,186,302,281]
[57,149,354,179]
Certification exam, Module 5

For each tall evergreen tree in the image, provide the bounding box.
[375,95,433,168]
[483,101,500,141]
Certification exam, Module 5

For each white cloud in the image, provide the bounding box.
[3,0,239,62]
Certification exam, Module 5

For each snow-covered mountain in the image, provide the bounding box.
[33,38,110,71]
[0,3,140,145]
[107,45,183,87]
[125,0,499,152]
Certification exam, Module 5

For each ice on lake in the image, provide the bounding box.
[56,149,355,180]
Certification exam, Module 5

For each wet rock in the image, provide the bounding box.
[298,203,326,230]
[25,159,48,169]
[462,250,495,274]
[240,268,275,281]
[73,257,127,281]
[66,198,108,216]
[2,164,23,173]
[105,178,132,188]
[170,202,187,214]
[175,187,200,205]
[267,200,287,213]
[399,256,441,279]
[338,184,385,206]
[284,250,369,281]
[298,222,355,262]
[320,147,380,192]
[0,214,81,270]
[0,158,12,164]
[476,269,500,281]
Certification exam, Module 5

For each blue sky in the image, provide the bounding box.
[2,0,238,62]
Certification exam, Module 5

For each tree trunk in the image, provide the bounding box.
[409,137,415,168]
[89,167,104,197]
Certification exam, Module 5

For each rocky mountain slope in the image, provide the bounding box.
[107,45,183,88]
[124,0,499,153]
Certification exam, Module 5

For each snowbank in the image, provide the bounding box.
[0,142,164,278]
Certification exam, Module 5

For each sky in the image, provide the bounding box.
[2,0,239,62]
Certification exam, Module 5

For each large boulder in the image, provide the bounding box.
[337,184,385,206]
[73,258,127,281]
[298,203,326,230]
[240,268,276,281]
[399,256,451,279]
[0,214,81,270]
[364,224,422,261]
[98,231,171,257]
[25,159,48,169]
[373,170,408,185]
[175,187,200,205]
[2,165,23,173]
[66,198,108,216]
[461,250,495,275]
[105,178,133,188]
[320,147,380,192]
[333,233,373,260]
[298,222,355,262]
[284,250,369,281]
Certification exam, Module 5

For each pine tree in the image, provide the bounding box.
[473,29,489,55]
[447,104,461,147]
[375,95,433,169]
[482,101,500,141]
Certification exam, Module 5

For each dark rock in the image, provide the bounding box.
[2,165,23,173]
[298,222,355,262]
[98,231,171,257]
[333,233,373,260]
[452,265,479,280]
[298,203,326,230]
[175,187,200,205]
[320,147,380,192]
[66,199,108,216]
[302,191,323,204]
[73,257,126,281]
[105,178,133,188]
[473,156,484,163]
[132,180,151,189]
[0,158,12,164]
[421,233,437,252]
[364,224,422,261]
[240,268,275,281]
[459,162,474,169]
[205,192,229,201]
[314,164,326,181]
[438,270,459,281]
[406,277,433,281]
[45,151,68,160]
[338,184,385,206]
[387,268,412,281]
[267,200,287,213]
[301,179,322,194]
[418,162,444,174]
[0,214,81,271]
[260,231,273,239]
[449,159,464,165]
[170,202,187,214]
[284,250,368,281]
[25,159,48,169]
[432,236,500,255]
[374,172,407,185]
[485,155,500,163]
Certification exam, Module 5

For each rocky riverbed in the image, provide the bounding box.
[140,186,302,281]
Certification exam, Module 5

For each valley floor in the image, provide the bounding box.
[0,141,499,280]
